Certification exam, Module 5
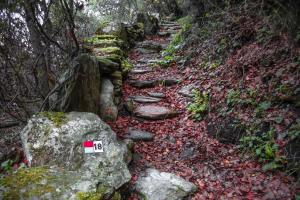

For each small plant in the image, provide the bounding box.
[226,89,241,107]
[187,90,209,120]
[288,119,300,140]
[157,55,175,68]
[256,25,275,45]
[1,160,14,172]
[226,89,260,108]
[255,101,271,117]
[239,129,284,170]
[162,33,182,57]
[177,16,193,32]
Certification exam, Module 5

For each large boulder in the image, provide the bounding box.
[2,112,131,199]
[100,79,118,122]
[95,22,144,48]
[136,12,159,35]
[135,168,197,200]
[49,54,101,115]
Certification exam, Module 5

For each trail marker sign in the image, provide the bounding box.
[83,140,104,153]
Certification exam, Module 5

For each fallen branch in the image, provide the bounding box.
[0,121,21,129]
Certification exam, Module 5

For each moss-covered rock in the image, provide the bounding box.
[97,54,122,65]
[96,57,120,74]
[121,59,133,75]
[0,167,57,199]
[93,47,123,56]
[110,71,122,80]
[15,112,131,199]
[49,54,101,115]
[39,112,67,127]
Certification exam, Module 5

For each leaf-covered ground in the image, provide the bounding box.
[108,19,299,199]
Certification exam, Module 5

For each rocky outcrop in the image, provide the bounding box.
[100,79,118,122]
[0,112,132,199]
[49,54,101,114]
[136,12,159,35]
[135,168,197,200]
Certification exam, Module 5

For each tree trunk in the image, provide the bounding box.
[23,1,50,97]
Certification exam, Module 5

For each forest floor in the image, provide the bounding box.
[109,21,299,199]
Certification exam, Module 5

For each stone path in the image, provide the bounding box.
[108,19,297,199]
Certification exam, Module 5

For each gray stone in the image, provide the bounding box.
[129,80,157,88]
[147,92,166,98]
[125,128,154,141]
[134,105,179,120]
[137,41,162,52]
[161,78,181,86]
[136,48,159,54]
[135,168,197,200]
[100,79,118,122]
[179,147,196,160]
[97,57,120,73]
[128,95,162,103]
[158,32,171,37]
[136,12,159,35]
[131,68,152,74]
[178,84,197,97]
[16,112,131,198]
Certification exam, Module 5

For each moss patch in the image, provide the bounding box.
[93,34,117,40]
[121,59,133,74]
[0,167,55,199]
[76,191,104,200]
[39,112,67,127]
[95,47,123,56]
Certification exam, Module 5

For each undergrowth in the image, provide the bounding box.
[187,90,209,120]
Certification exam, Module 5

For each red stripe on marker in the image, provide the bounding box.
[83,141,93,147]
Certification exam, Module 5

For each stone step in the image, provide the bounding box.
[130,68,153,74]
[178,83,197,98]
[134,105,180,120]
[157,31,171,37]
[147,92,165,98]
[129,78,181,88]
[124,128,154,141]
[128,95,162,103]
[129,80,157,88]
[135,48,161,54]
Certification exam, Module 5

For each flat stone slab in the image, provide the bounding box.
[178,84,197,97]
[135,168,197,200]
[161,78,181,86]
[128,95,162,103]
[147,92,166,98]
[131,68,153,74]
[125,128,154,141]
[134,105,179,120]
[129,80,157,88]
[136,48,160,54]
[158,32,171,37]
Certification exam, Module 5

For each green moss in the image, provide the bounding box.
[121,59,133,73]
[112,192,121,200]
[162,33,183,57]
[0,167,55,199]
[177,16,193,32]
[110,71,122,79]
[187,90,209,120]
[94,47,123,56]
[97,54,122,65]
[39,112,67,127]
[94,35,118,40]
[156,55,175,68]
[76,191,104,200]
